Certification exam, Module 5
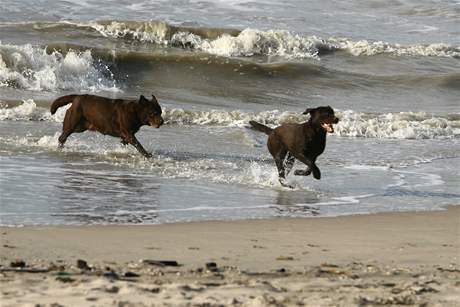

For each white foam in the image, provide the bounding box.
[386,173,407,189]
[89,21,170,45]
[164,108,460,139]
[35,133,60,147]
[89,22,328,59]
[330,39,460,58]
[395,170,445,188]
[199,29,324,59]
[344,164,389,171]
[0,41,120,92]
[335,110,460,139]
[87,21,460,59]
[164,108,285,127]
[296,194,374,207]
[1,129,313,190]
[0,99,68,122]
[1,102,459,140]
[113,204,275,215]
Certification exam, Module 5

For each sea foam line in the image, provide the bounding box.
[2,21,459,59]
[295,194,375,207]
[1,100,459,140]
[85,21,460,59]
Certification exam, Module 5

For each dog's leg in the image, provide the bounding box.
[274,155,286,179]
[268,135,293,187]
[311,163,321,179]
[276,153,296,188]
[284,152,296,176]
[273,149,288,183]
[123,134,152,158]
[293,154,321,180]
[58,106,82,148]
[58,113,72,148]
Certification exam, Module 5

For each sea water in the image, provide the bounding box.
[0,0,459,225]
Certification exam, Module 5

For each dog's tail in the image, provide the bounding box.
[249,121,273,135]
[50,95,78,114]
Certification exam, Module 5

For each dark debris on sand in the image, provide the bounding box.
[0,259,459,306]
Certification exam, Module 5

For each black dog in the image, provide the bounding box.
[50,94,164,158]
[249,106,339,187]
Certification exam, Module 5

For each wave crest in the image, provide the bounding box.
[84,20,459,59]
[164,108,460,139]
[0,42,120,92]
[331,39,459,58]
[2,100,457,140]
[0,99,68,121]
[336,110,460,139]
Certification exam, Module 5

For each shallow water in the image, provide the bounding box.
[0,0,459,225]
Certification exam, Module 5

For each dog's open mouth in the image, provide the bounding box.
[321,122,334,133]
[149,121,161,128]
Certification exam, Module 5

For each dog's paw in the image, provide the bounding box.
[279,178,294,189]
[313,169,321,180]
[294,169,311,176]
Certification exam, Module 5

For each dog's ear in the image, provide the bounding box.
[139,95,148,103]
[303,108,317,115]
[150,94,162,113]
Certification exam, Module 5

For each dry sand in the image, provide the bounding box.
[1,206,459,306]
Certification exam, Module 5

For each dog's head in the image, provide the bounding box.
[139,95,164,128]
[303,106,339,133]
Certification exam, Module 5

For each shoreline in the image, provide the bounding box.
[1,205,458,269]
[2,203,457,228]
[1,205,459,306]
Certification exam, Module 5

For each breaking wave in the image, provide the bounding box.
[1,100,459,140]
[0,42,120,92]
[165,108,460,139]
[0,99,69,122]
[85,20,460,59]
[7,20,459,59]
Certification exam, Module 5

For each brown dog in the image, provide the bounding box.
[50,94,164,158]
[249,106,339,187]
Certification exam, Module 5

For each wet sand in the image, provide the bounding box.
[1,206,459,306]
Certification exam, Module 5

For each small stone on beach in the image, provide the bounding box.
[10,260,26,268]
[205,262,218,272]
[123,271,140,278]
[104,286,119,294]
[103,271,119,280]
[142,259,180,267]
[76,259,90,270]
[277,268,286,273]
[276,256,294,261]
[56,275,75,283]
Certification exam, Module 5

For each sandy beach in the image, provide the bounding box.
[2,0,459,306]
[1,205,459,306]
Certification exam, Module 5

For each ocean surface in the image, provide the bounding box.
[0,0,459,225]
